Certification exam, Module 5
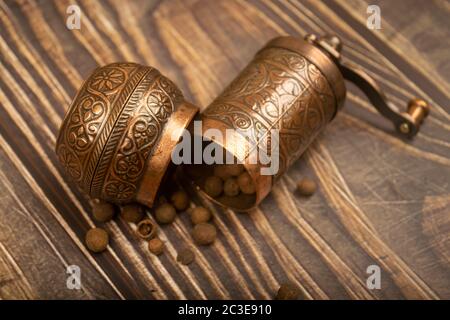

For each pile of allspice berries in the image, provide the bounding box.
[204,164,255,198]
[86,187,218,266]
[84,163,316,299]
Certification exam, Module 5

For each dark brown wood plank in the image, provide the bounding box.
[0,0,449,299]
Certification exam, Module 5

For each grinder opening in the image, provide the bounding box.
[182,141,258,211]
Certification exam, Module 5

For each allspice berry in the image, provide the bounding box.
[85,227,109,253]
[148,238,164,256]
[297,178,317,196]
[213,165,231,180]
[177,247,195,265]
[171,190,190,211]
[136,219,157,240]
[223,177,240,197]
[237,172,256,194]
[275,282,302,300]
[92,199,115,222]
[155,203,177,224]
[120,204,144,223]
[192,223,217,246]
[204,176,223,197]
[190,206,211,225]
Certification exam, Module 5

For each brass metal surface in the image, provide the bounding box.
[56,62,198,206]
[136,102,198,207]
[201,36,342,208]
[407,99,430,128]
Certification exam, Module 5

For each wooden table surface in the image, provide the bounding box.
[1,0,449,299]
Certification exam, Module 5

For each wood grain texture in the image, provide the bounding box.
[0,0,449,299]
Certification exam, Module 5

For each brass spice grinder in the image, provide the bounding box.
[56,63,198,207]
[56,34,429,211]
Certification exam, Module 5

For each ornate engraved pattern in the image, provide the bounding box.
[56,63,147,192]
[56,61,184,203]
[90,67,125,92]
[96,72,183,203]
[56,144,82,182]
[204,47,336,179]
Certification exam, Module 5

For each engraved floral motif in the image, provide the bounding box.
[158,76,183,104]
[131,119,159,150]
[67,95,106,151]
[90,68,125,92]
[115,152,143,180]
[147,91,172,120]
[57,145,82,181]
[104,181,135,201]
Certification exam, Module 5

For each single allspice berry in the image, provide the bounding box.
[223,177,240,197]
[275,283,302,300]
[85,227,109,253]
[155,203,177,224]
[120,204,145,223]
[171,190,190,211]
[237,172,256,194]
[190,206,211,225]
[192,222,217,246]
[177,247,195,265]
[204,176,223,197]
[92,199,115,222]
[148,238,165,256]
[136,219,157,240]
[297,178,317,197]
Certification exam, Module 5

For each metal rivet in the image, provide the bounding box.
[399,123,410,134]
